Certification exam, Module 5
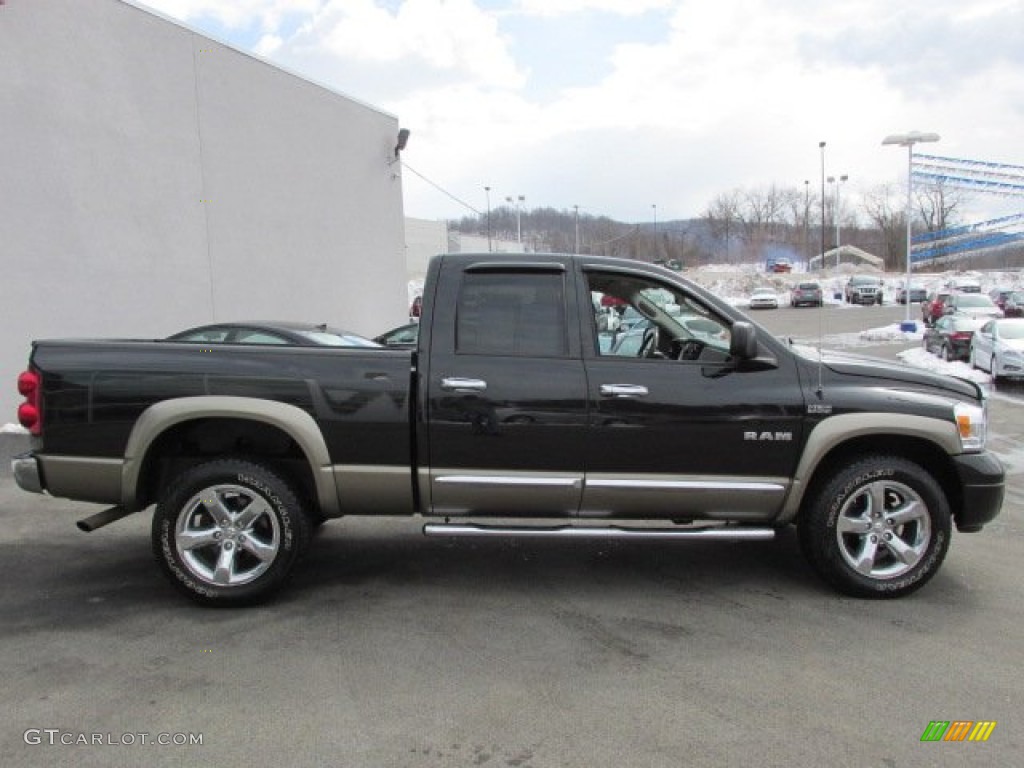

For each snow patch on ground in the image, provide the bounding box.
[1,423,28,435]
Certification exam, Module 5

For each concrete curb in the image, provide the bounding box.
[0,433,30,477]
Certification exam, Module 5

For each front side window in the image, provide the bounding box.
[455,271,568,357]
[587,272,731,361]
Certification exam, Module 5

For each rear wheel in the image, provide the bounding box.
[152,459,312,605]
[943,343,954,362]
[798,457,951,598]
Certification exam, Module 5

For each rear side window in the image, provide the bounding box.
[456,272,568,357]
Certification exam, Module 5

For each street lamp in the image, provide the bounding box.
[803,180,810,269]
[573,205,580,254]
[484,186,492,252]
[882,131,940,330]
[505,194,525,247]
[828,174,848,268]
[819,141,826,270]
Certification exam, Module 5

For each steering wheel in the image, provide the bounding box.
[675,339,706,361]
[639,326,662,358]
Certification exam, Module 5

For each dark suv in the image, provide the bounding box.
[844,275,884,305]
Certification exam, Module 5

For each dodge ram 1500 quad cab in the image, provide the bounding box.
[12,254,1004,605]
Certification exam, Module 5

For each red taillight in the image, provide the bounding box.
[951,332,972,341]
[16,369,42,435]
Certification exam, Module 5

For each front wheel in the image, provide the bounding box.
[152,459,312,605]
[798,457,951,598]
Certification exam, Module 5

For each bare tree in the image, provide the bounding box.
[861,184,906,269]
[916,178,964,234]
[702,190,743,262]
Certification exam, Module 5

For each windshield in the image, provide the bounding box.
[999,322,1024,340]
[956,295,995,308]
[295,331,381,347]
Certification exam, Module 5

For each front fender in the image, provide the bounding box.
[778,413,961,523]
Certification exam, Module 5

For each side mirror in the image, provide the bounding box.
[730,321,757,359]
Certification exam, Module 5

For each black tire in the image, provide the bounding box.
[798,457,951,598]
[152,459,312,606]
[943,343,954,362]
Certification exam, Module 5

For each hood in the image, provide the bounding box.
[796,347,982,400]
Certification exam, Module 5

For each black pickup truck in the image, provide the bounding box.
[12,253,1004,604]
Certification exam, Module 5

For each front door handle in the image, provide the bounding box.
[600,384,649,398]
[441,377,488,393]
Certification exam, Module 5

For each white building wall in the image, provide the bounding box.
[0,0,407,421]
[404,218,449,281]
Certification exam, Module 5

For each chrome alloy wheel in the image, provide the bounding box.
[174,484,281,587]
[834,479,931,580]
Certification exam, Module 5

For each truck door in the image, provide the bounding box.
[579,265,805,521]
[424,261,588,517]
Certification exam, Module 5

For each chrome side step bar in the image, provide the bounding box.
[422,523,775,541]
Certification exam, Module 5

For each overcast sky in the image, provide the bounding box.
[139,0,1023,224]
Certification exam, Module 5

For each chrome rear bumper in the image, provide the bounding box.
[11,452,43,494]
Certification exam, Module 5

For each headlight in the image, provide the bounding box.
[954,401,987,452]
[1003,349,1022,360]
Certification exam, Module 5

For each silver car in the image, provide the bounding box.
[944,293,1002,320]
[970,318,1024,381]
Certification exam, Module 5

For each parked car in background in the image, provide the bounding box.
[942,293,1002,321]
[970,318,1024,381]
[844,275,884,305]
[374,323,419,348]
[790,282,823,307]
[748,288,779,309]
[948,276,982,293]
[1003,292,1024,318]
[921,291,953,326]
[923,314,987,362]
[989,287,1016,312]
[896,283,928,304]
[167,322,381,347]
[410,295,423,320]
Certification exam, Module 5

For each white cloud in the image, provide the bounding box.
[137,0,1023,222]
[514,0,673,17]
[142,0,321,32]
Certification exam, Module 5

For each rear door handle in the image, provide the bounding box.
[600,384,649,398]
[441,377,488,393]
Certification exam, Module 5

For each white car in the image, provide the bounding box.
[970,318,1024,381]
[749,288,779,310]
[943,293,1002,320]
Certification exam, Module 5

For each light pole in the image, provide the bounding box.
[803,180,810,269]
[819,141,826,271]
[882,131,940,330]
[652,204,658,261]
[828,174,848,268]
[573,205,580,254]
[506,194,525,247]
[484,186,492,252]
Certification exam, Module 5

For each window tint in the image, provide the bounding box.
[233,331,290,345]
[174,329,230,342]
[456,272,568,357]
